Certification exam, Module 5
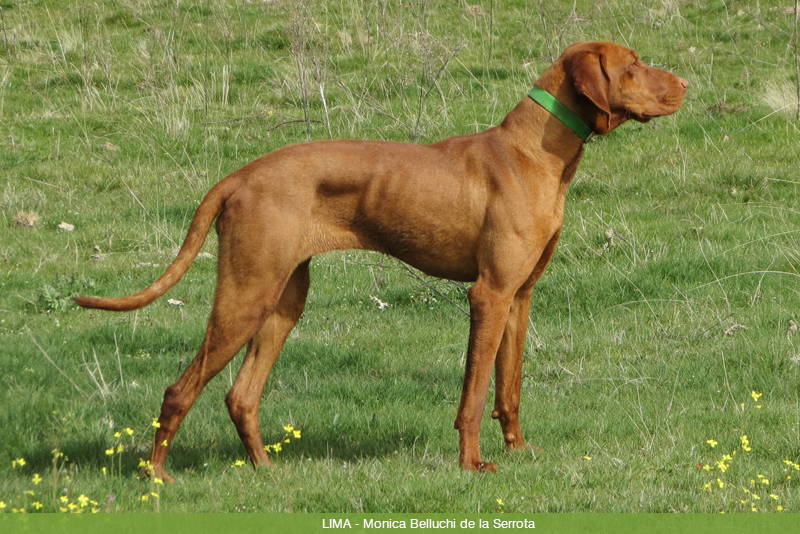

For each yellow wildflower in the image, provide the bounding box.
[113,431,122,439]
[717,479,724,488]
[12,458,26,468]
[116,444,124,453]
[751,391,762,402]
[26,490,35,497]
[233,460,246,467]
[151,418,161,428]
[161,440,169,447]
[77,495,89,508]
[770,494,779,500]
[59,496,69,503]
[32,502,43,510]
[283,424,294,433]
[703,482,712,491]
[273,443,282,452]
[150,492,159,499]
[102,467,107,475]
[124,428,134,435]
[706,439,718,448]
[583,456,592,461]
[741,435,751,452]
[496,498,504,506]
[141,494,149,502]
[778,505,784,511]
[105,448,114,456]
[0,502,6,509]
[31,474,42,485]
[293,429,302,439]
[154,478,164,485]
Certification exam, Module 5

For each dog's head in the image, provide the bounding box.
[551,41,688,135]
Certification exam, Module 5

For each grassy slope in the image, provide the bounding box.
[1,0,800,513]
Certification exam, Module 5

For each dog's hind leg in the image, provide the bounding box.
[147,244,299,481]
[225,260,310,467]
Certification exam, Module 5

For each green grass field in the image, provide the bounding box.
[2,0,800,513]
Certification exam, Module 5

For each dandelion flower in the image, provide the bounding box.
[32,474,42,485]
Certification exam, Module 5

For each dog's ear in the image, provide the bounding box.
[571,51,611,131]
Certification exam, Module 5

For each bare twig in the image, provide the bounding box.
[27,328,88,399]
[397,262,469,316]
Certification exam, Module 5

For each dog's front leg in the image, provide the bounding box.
[455,280,516,472]
[491,231,561,453]
[491,282,534,452]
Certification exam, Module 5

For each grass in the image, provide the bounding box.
[1,0,800,513]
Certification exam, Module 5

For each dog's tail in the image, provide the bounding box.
[73,177,238,312]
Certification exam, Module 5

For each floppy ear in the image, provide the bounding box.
[571,52,611,130]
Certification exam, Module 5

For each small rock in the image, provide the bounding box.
[167,299,185,307]
[57,222,75,232]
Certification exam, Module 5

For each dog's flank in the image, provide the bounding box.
[75,41,687,481]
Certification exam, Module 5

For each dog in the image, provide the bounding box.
[75,41,687,480]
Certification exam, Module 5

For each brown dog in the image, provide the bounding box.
[75,41,687,480]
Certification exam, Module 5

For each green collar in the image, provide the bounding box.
[528,86,593,142]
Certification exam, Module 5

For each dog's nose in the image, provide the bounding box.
[679,77,689,89]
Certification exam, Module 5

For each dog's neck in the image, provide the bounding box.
[500,95,585,187]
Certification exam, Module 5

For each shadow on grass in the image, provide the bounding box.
[18,425,436,478]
